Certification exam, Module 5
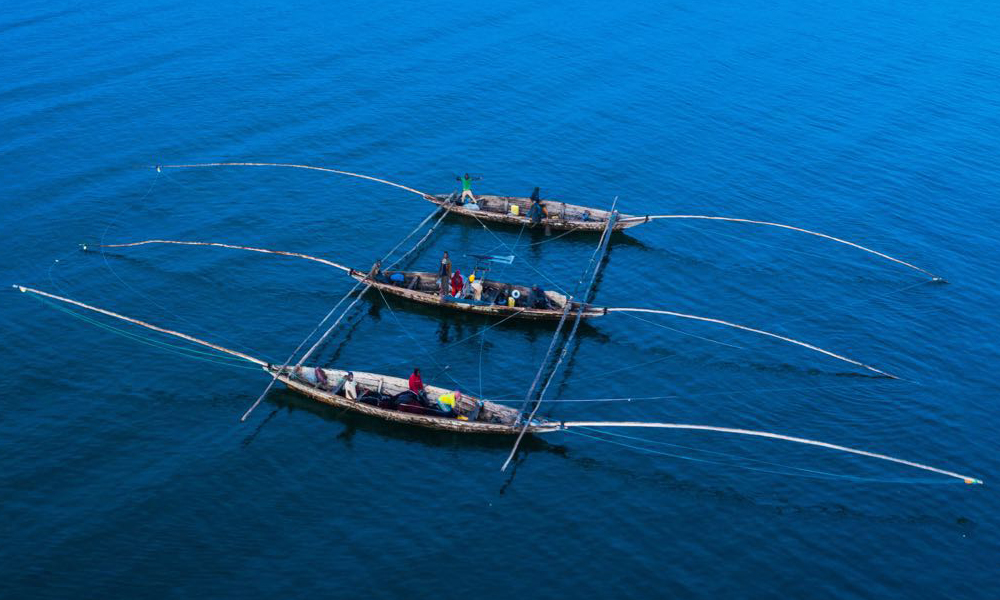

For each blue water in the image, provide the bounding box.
[3,1,999,598]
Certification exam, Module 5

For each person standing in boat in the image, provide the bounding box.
[528,284,551,309]
[367,259,383,282]
[342,371,358,400]
[456,173,480,204]
[528,187,548,226]
[438,251,451,300]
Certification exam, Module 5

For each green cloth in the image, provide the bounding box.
[461,176,472,191]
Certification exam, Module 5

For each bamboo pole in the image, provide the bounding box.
[14,286,266,366]
[617,214,941,280]
[160,162,432,198]
[98,240,352,272]
[560,421,982,484]
[605,307,896,379]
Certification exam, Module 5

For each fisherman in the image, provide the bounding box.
[528,284,550,309]
[342,371,358,400]
[527,188,547,226]
[450,268,465,297]
[436,390,462,416]
[408,367,431,406]
[456,173,480,204]
[470,273,483,301]
[367,259,385,282]
[439,251,452,299]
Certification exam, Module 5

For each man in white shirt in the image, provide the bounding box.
[343,371,358,400]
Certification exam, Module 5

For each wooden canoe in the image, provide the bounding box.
[349,269,607,320]
[271,365,559,434]
[425,193,645,232]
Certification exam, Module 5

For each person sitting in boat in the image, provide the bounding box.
[436,390,462,416]
[528,284,551,309]
[450,269,465,297]
[408,367,431,406]
[470,273,483,301]
[456,173,480,204]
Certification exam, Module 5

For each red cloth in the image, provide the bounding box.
[408,372,423,393]
[450,270,463,296]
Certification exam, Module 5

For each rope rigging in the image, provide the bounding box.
[239,205,449,422]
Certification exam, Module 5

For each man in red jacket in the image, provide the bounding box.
[408,367,431,406]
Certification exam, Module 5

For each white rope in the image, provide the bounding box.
[459,206,571,296]
[559,421,982,484]
[619,214,941,280]
[372,285,468,392]
[606,307,896,379]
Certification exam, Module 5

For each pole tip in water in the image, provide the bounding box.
[932,277,948,284]
[965,478,983,485]
[16,285,26,293]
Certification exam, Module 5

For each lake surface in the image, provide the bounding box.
[2,1,998,598]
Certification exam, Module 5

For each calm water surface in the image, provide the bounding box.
[2,1,999,598]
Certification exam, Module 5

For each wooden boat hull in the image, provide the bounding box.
[270,366,559,434]
[427,194,645,232]
[351,271,607,321]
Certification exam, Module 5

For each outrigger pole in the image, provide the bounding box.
[617,214,943,280]
[558,422,982,484]
[14,285,266,366]
[13,285,983,485]
[158,162,433,198]
[96,239,900,379]
[94,240,352,272]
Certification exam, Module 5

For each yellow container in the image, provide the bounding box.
[507,296,515,307]
[510,204,519,216]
